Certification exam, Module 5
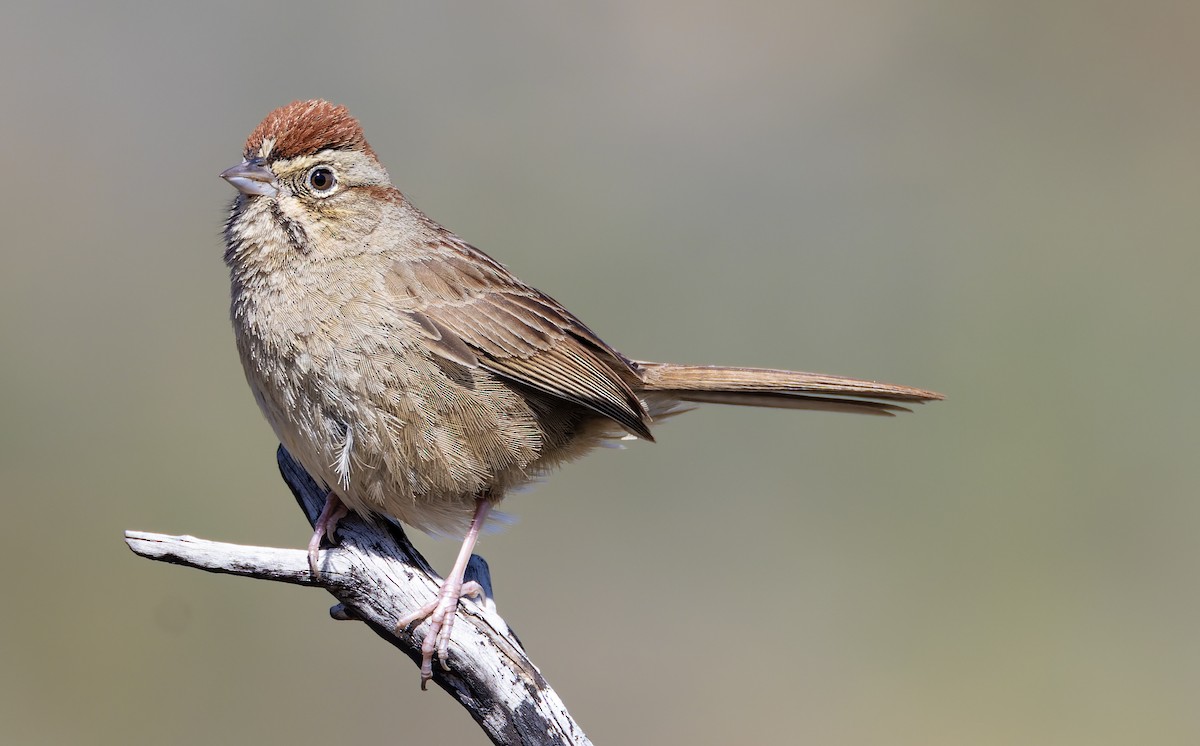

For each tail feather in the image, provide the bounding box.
[634,361,943,418]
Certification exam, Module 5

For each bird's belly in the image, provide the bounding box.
[239,330,557,535]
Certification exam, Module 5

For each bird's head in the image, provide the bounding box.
[222,100,398,267]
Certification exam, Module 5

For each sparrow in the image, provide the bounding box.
[220,99,941,687]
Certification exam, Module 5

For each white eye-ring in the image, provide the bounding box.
[306,166,337,194]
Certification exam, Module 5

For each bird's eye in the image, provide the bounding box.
[306,166,337,194]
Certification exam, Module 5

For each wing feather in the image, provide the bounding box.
[388,243,653,440]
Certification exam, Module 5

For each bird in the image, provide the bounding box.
[219,99,942,687]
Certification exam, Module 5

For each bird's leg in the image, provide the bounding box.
[308,491,348,577]
[396,498,492,689]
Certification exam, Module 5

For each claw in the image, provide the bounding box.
[396,586,467,687]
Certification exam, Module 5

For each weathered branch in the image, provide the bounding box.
[126,446,590,746]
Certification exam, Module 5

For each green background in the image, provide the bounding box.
[3,2,1197,744]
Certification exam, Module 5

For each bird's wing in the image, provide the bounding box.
[387,241,653,440]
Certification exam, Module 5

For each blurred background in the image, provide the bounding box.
[2,2,1197,744]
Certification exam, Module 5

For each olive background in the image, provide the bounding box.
[2,2,1197,744]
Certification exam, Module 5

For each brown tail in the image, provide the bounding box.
[634,361,943,417]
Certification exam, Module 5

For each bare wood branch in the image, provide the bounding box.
[125,446,590,746]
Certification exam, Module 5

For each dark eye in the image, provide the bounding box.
[306,166,337,194]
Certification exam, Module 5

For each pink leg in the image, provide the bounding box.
[395,498,492,689]
[308,491,348,577]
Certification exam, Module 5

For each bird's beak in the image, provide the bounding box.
[220,158,279,197]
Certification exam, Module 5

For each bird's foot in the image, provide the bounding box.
[308,492,348,578]
[396,577,485,689]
